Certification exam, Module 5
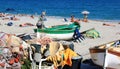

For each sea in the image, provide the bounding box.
[0,0,120,22]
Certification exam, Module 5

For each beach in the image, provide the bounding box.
[0,14,120,60]
[0,0,120,68]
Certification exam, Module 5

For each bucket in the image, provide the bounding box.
[60,55,83,69]
[71,55,83,69]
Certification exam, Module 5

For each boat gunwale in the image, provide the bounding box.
[89,39,120,57]
[34,22,80,34]
[89,39,120,49]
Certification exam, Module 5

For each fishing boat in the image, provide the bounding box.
[89,40,120,69]
[34,22,80,40]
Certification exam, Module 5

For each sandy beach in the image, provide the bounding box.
[0,14,120,61]
[0,0,120,68]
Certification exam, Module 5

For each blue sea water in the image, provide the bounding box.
[0,0,120,21]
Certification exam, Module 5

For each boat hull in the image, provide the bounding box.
[37,32,74,40]
[90,48,120,69]
[34,22,80,40]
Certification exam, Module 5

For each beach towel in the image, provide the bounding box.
[85,29,100,38]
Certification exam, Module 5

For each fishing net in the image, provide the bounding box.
[0,39,6,54]
[37,36,52,46]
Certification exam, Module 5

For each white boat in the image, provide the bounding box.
[89,40,120,69]
[34,22,80,40]
[36,32,74,40]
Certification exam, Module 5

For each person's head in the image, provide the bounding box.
[103,23,106,25]
[62,41,70,50]
[42,11,46,15]
[40,14,43,17]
